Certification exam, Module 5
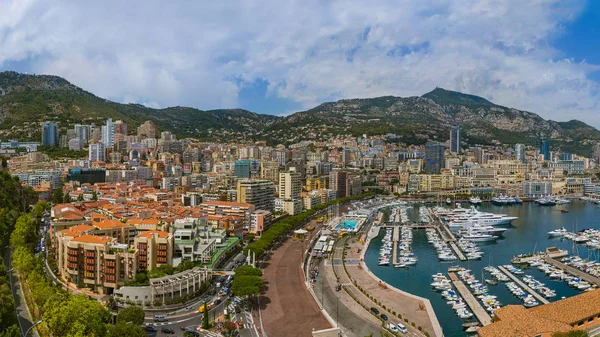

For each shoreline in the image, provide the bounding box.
[359,223,445,337]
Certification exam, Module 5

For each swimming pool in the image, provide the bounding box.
[335,219,359,230]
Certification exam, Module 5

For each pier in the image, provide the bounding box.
[497,266,549,304]
[449,242,466,261]
[429,210,466,261]
[544,257,600,287]
[392,226,400,265]
[448,273,492,326]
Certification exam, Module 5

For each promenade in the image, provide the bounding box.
[344,234,444,337]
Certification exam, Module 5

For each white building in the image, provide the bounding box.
[89,143,106,162]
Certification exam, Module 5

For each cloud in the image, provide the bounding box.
[0,0,598,127]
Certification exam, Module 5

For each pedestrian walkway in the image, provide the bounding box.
[498,266,549,304]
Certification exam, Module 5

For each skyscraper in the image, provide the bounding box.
[540,139,550,161]
[89,143,106,162]
[450,125,461,154]
[41,122,59,147]
[74,124,90,145]
[101,119,115,148]
[278,169,302,200]
[515,143,525,163]
[424,143,445,174]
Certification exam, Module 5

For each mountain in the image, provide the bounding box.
[265,88,600,155]
[0,71,598,155]
[0,71,278,142]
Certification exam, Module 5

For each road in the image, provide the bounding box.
[4,246,37,337]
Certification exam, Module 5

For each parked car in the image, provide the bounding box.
[237,321,244,329]
[184,306,194,311]
[397,323,408,334]
[145,325,158,332]
[153,315,168,322]
[161,327,175,334]
[370,307,379,315]
[335,284,341,291]
[380,314,388,321]
[387,323,399,332]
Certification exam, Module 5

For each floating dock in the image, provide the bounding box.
[449,242,466,261]
[497,266,549,304]
[448,272,492,326]
[544,257,600,287]
[392,226,400,265]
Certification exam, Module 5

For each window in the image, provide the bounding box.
[578,321,584,327]
[135,296,138,300]
[589,317,594,323]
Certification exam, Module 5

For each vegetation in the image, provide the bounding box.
[231,266,263,297]
[37,146,87,159]
[552,332,589,337]
[245,192,374,257]
[116,305,144,325]
[202,302,209,329]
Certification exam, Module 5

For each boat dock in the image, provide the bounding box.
[544,257,600,286]
[392,226,400,265]
[449,242,466,261]
[429,210,466,261]
[448,272,492,326]
[497,266,549,304]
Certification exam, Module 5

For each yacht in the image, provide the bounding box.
[469,197,482,205]
[548,227,568,237]
[461,229,498,242]
[536,198,557,206]
[446,198,452,205]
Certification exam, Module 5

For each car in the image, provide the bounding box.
[184,306,194,311]
[145,325,158,332]
[396,323,408,334]
[161,327,175,334]
[380,314,388,321]
[166,311,176,316]
[335,284,341,291]
[237,321,244,329]
[387,323,399,332]
[370,307,379,315]
[184,330,200,337]
[214,299,222,305]
[153,315,168,322]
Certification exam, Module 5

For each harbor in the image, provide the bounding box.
[544,256,600,286]
[365,200,600,336]
[497,266,550,304]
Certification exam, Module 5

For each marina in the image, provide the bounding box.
[448,272,492,326]
[497,266,549,304]
[365,200,600,336]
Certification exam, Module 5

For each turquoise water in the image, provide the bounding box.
[336,219,359,230]
[365,201,600,337]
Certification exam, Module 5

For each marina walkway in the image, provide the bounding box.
[448,273,492,326]
[449,242,466,261]
[544,257,600,286]
[392,227,399,266]
[497,266,549,304]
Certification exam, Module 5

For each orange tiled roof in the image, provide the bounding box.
[201,200,253,208]
[60,224,94,237]
[71,234,113,245]
[138,231,169,239]
[93,219,130,229]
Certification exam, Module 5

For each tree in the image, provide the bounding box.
[116,305,145,325]
[234,265,262,277]
[32,201,49,219]
[43,294,111,337]
[202,302,209,329]
[10,215,37,250]
[51,188,64,204]
[12,246,36,276]
[108,323,146,337]
[91,191,98,201]
[231,275,263,297]
[63,192,72,203]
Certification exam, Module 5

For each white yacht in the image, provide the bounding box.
[469,197,482,205]
[547,227,568,237]
[461,229,498,242]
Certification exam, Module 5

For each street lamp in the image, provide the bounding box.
[25,320,43,337]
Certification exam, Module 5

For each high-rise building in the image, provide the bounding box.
[278,169,302,200]
[515,143,525,163]
[424,143,445,174]
[450,125,461,154]
[42,122,59,147]
[236,179,275,211]
[234,160,251,178]
[539,139,550,161]
[137,120,158,139]
[101,119,115,148]
[89,143,106,162]
[114,120,128,135]
[74,124,90,145]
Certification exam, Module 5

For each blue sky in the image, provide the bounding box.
[0,0,599,126]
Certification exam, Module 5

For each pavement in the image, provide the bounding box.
[313,258,384,337]
[259,220,332,337]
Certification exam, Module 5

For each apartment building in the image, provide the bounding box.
[249,210,272,236]
[236,179,275,211]
[278,169,302,199]
[134,231,173,271]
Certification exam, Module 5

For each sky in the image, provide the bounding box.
[0,0,599,127]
